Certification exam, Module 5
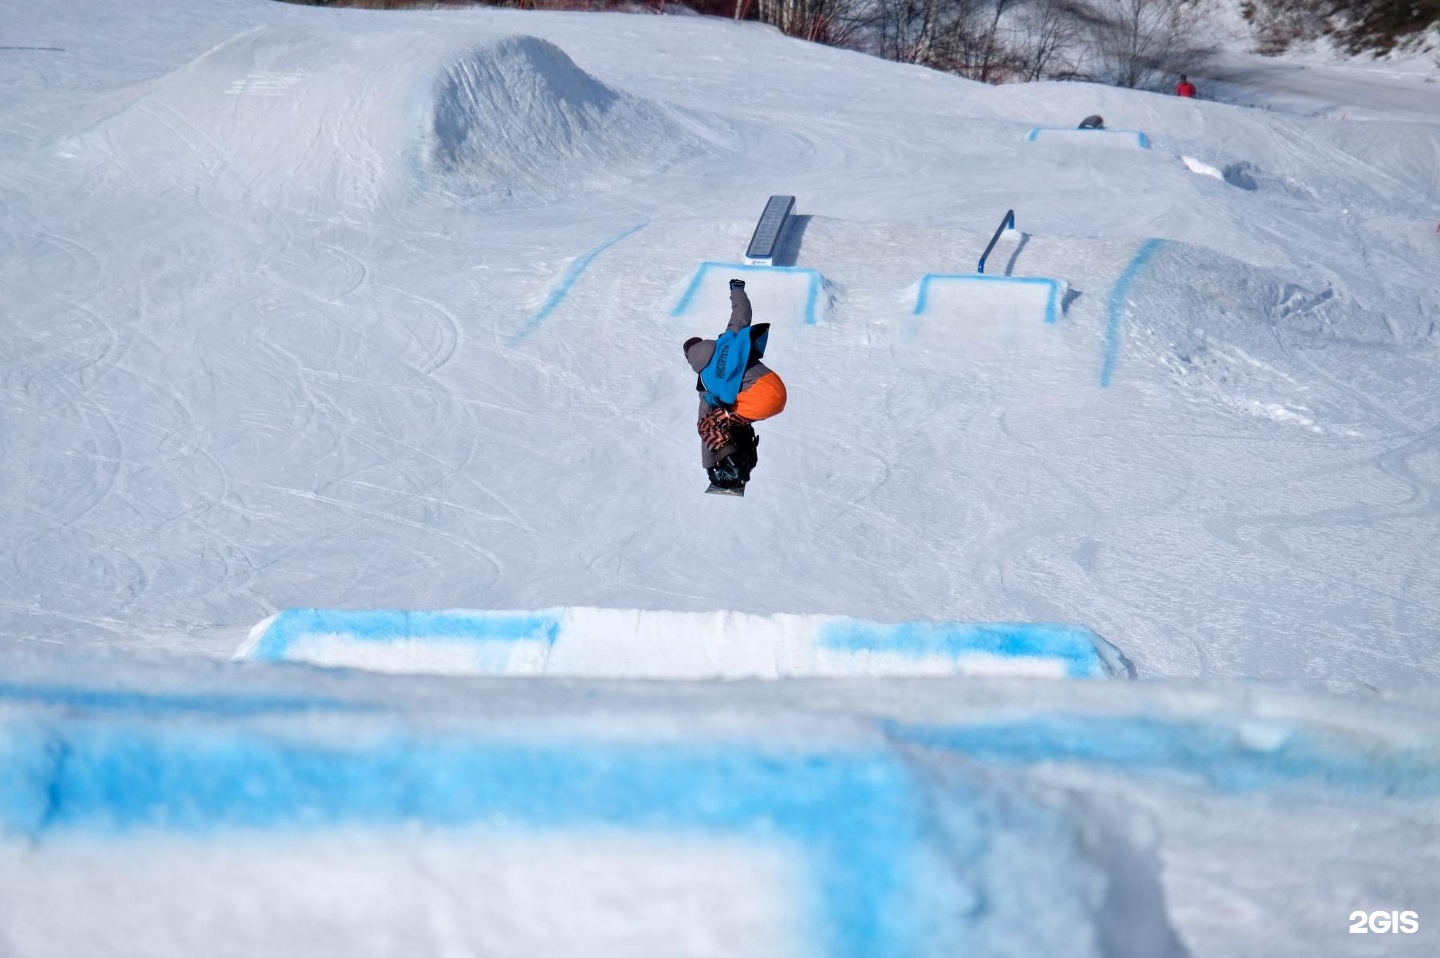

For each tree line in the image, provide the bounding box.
[706,0,1434,84]
[286,0,1438,83]
[709,0,1214,88]
[1243,0,1440,55]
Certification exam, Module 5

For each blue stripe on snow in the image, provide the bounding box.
[3,684,1433,952]
[817,621,1108,678]
[0,718,925,958]
[1025,127,1150,149]
[671,261,824,325]
[913,273,1062,324]
[513,223,647,343]
[889,716,1440,797]
[1101,239,1165,387]
[250,609,563,661]
[0,683,369,717]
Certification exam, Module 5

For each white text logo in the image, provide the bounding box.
[1349,911,1419,934]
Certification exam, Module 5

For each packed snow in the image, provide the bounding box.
[1,0,1439,954]
[4,0,1439,686]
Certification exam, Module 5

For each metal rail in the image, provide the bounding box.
[976,209,1015,274]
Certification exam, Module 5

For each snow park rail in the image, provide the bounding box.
[744,194,795,266]
[976,208,1015,274]
[237,607,1131,679]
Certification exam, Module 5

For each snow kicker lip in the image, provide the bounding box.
[423,35,715,202]
[237,608,1130,679]
[672,262,828,326]
[1026,127,1150,149]
[912,273,1067,325]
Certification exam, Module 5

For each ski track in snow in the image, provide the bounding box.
[1,4,1438,677]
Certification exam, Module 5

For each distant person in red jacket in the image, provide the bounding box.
[1176,75,1197,98]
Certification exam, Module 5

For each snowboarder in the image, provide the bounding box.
[1175,75,1197,98]
[684,279,787,496]
[1078,115,1105,130]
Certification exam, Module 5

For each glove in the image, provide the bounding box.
[729,278,745,291]
[698,406,734,451]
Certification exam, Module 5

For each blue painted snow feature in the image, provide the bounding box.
[889,716,1440,797]
[2,676,1434,954]
[0,683,369,718]
[817,621,1111,678]
[0,716,926,958]
[1101,239,1165,387]
[1025,127,1150,149]
[248,608,563,661]
[671,261,824,325]
[513,223,646,342]
[912,273,1063,325]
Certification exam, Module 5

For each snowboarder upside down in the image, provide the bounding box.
[683,279,787,495]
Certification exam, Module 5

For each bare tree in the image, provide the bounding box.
[815,0,1212,90]
[1330,0,1440,54]
[974,0,1021,81]
[1086,0,1211,88]
[914,0,946,61]
[1241,0,1328,54]
[755,0,860,39]
[1008,0,1087,80]
[846,0,959,64]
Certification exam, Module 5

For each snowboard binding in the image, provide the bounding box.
[704,432,757,496]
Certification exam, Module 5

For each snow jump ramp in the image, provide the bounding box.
[913,273,1066,328]
[238,608,1129,679]
[912,218,1068,337]
[907,271,1081,382]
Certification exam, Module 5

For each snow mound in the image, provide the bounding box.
[1116,241,1404,434]
[60,25,412,209]
[59,29,713,210]
[1181,154,1319,198]
[1181,155,1225,180]
[422,35,715,202]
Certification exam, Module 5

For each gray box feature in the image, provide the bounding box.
[744,195,795,265]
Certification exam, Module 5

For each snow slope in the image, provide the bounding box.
[2,0,1440,954]
[3,0,1437,688]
